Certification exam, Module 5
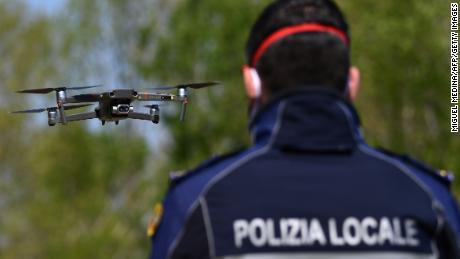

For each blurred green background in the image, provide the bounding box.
[0,0,457,258]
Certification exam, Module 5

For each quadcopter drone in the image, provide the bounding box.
[12,82,219,126]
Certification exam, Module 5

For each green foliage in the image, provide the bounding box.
[0,0,458,258]
[138,0,270,171]
[1,126,150,259]
[339,0,460,191]
[141,0,460,195]
[0,1,152,258]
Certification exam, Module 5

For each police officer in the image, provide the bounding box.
[149,0,460,258]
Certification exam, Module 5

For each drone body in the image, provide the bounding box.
[13,82,218,126]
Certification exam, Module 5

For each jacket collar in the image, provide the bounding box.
[249,89,365,152]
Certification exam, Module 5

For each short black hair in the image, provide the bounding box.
[246,0,350,93]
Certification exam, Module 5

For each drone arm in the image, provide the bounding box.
[128,112,159,124]
[63,97,80,103]
[136,93,183,102]
[64,111,98,122]
[65,94,101,103]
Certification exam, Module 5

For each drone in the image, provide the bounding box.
[12,82,219,126]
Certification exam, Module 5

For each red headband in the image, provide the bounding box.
[250,23,348,67]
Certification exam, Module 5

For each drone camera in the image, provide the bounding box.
[112,104,133,115]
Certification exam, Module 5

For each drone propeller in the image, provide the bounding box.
[17,84,102,94]
[149,81,220,91]
[11,108,50,114]
[11,104,93,114]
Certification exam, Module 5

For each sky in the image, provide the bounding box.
[16,0,168,150]
[23,0,67,15]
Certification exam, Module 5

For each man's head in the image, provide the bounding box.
[243,0,360,102]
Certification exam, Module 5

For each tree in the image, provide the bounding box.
[139,0,460,195]
[0,1,152,258]
[1,0,457,258]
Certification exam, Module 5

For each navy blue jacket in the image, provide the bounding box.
[150,91,460,259]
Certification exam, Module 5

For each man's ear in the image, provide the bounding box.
[347,66,361,101]
[242,65,262,99]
